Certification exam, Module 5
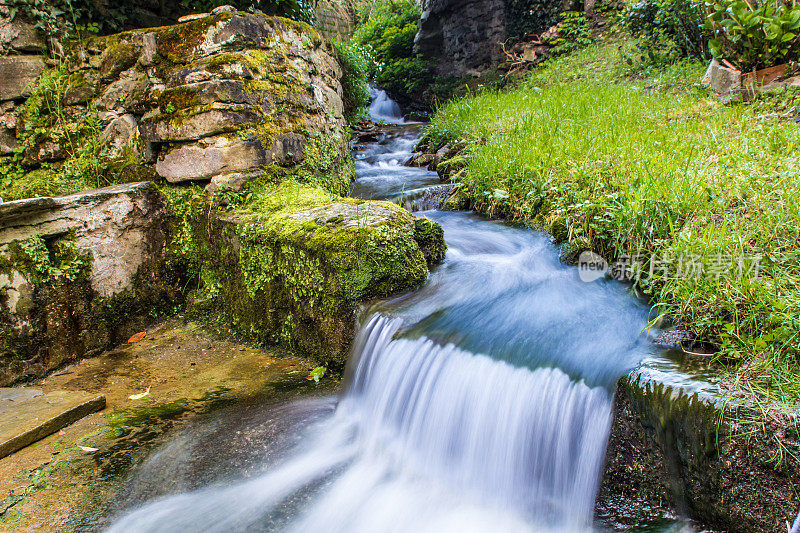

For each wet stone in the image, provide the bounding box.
[0,388,106,458]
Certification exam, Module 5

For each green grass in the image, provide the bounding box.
[427,38,800,410]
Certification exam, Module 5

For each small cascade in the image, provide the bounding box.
[369,87,405,124]
[108,316,615,532]
[108,91,658,533]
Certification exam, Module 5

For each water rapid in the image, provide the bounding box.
[107,94,659,533]
[368,87,405,124]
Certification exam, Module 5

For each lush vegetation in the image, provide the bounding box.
[8,0,318,41]
[705,0,800,71]
[622,0,708,60]
[350,0,435,104]
[426,39,800,408]
[622,0,800,70]
[334,40,373,121]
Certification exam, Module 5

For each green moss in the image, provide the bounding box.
[284,128,353,196]
[157,86,202,113]
[197,182,442,365]
[99,40,139,80]
[5,232,90,286]
[414,217,447,265]
[154,12,235,68]
[270,16,322,46]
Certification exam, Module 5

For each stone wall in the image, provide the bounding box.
[414,0,580,77]
[21,8,351,195]
[315,0,359,42]
[0,2,47,156]
[415,0,507,77]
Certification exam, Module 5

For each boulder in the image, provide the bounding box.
[405,153,435,167]
[701,58,741,94]
[156,132,306,183]
[203,183,446,366]
[0,56,45,100]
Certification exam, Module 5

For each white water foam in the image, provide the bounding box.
[109,316,613,532]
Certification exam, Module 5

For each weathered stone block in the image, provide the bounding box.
[155,136,268,182]
[0,56,45,100]
[701,58,742,94]
[203,183,445,366]
[0,182,180,385]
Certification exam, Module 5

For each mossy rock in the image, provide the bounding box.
[436,154,470,181]
[204,183,445,367]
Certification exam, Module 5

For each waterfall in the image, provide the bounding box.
[369,87,405,123]
[108,315,615,533]
[108,106,655,533]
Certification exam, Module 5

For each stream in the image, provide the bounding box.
[105,91,701,532]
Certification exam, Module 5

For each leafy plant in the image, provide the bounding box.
[623,0,708,59]
[704,0,800,71]
[546,11,592,57]
[334,40,374,121]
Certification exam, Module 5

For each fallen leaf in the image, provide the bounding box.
[128,331,147,343]
[306,366,327,384]
[129,387,151,400]
[79,446,98,453]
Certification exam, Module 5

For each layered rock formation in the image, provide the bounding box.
[15,8,351,197]
[0,9,446,383]
[0,182,180,385]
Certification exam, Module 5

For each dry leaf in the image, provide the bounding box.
[129,387,151,400]
[79,446,98,453]
[128,331,147,343]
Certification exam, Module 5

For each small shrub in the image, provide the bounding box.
[334,40,374,121]
[546,11,592,57]
[704,0,800,71]
[622,0,708,59]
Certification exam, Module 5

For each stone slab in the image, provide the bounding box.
[0,55,45,100]
[0,388,106,459]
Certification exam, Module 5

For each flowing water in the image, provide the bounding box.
[106,91,701,532]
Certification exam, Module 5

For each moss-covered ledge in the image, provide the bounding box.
[598,374,800,532]
[203,183,446,367]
